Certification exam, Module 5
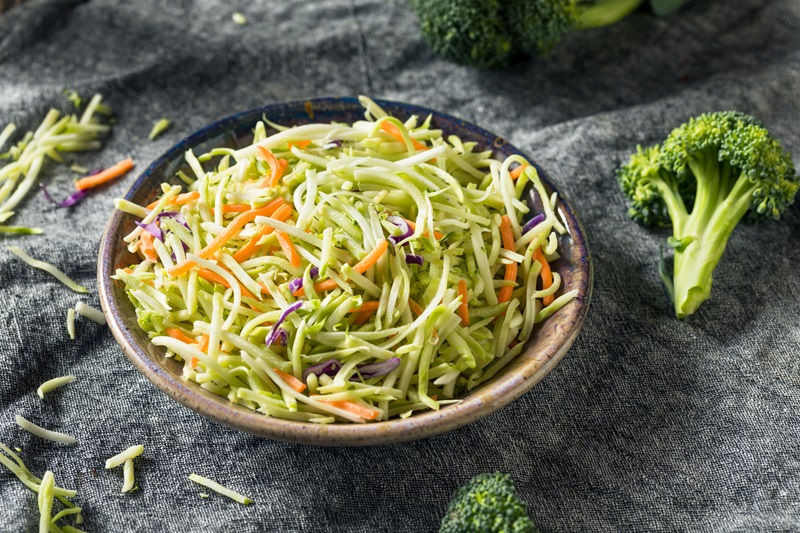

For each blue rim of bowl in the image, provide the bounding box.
[98,97,593,446]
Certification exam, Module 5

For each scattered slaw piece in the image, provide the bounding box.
[0,93,113,222]
[105,445,145,469]
[148,118,172,141]
[6,246,88,293]
[188,473,253,505]
[37,375,77,399]
[15,415,76,444]
[75,302,106,324]
[66,308,76,339]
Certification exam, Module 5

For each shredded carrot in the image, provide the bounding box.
[318,399,381,421]
[275,230,302,268]
[196,268,256,299]
[232,201,291,262]
[169,200,285,276]
[350,301,380,313]
[457,279,469,326]
[354,239,388,274]
[402,218,444,240]
[533,247,555,306]
[146,191,200,210]
[380,122,427,151]
[75,158,134,191]
[510,164,528,180]
[498,215,519,304]
[196,335,210,353]
[498,262,518,304]
[499,215,515,251]
[273,367,307,393]
[352,301,380,325]
[166,328,196,344]
[212,204,251,214]
[408,299,424,317]
[189,357,198,370]
[139,230,159,263]
[287,140,311,149]
[256,146,285,188]
[354,310,375,326]
[123,267,133,274]
[293,240,389,297]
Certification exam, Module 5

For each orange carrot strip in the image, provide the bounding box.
[318,399,381,421]
[510,164,528,180]
[380,122,426,151]
[275,230,302,268]
[232,201,291,263]
[534,247,555,306]
[169,201,284,276]
[166,328,196,345]
[189,357,198,370]
[354,310,375,326]
[139,230,159,263]
[75,158,134,191]
[403,218,444,240]
[196,335,210,353]
[408,299,423,317]
[273,367,307,393]
[256,146,285,189]
[498,215,519,304]
[292,240,388,297]
[287,140,311,149]
[196,268,255,299]
[354,239,388,274]
[457,279,469,326]
[212,204,251,214]
[146,191,200,210]
[499,215,515,251]
[349,301,380,313]
[498,262,518,304]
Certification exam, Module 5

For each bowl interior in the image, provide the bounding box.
[98,97,593,446]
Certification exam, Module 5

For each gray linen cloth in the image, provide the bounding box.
[1,0,799,531]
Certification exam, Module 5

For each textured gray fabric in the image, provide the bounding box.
[0,0,799,531]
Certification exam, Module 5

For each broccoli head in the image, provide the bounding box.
[617,111,799,318]
[439,472,539,533]
[409,0,647,68]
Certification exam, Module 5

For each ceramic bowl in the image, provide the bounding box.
[97,97,593,446]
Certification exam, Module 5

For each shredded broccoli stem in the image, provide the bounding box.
[112,97,577,423]
[188,473,253,505]
[7,246,88,293]
[37,375,76,399]
[148,118,172,140]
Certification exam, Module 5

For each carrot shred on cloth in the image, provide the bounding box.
[75,159,134,190]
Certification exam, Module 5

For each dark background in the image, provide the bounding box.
[0,0,799,531]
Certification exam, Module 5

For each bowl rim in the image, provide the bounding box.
[97,96,593,446]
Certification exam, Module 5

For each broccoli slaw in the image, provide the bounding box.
[113,96,577,424]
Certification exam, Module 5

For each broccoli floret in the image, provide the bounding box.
[439,472,539,533]
[408,0,513,69]
[409,0,646,68]
[617,111,799,318]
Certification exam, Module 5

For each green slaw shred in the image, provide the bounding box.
[113,96,577,424]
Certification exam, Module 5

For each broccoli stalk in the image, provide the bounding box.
[618,112,799,318]
[575,0,645,29]
[439,472,539,533]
